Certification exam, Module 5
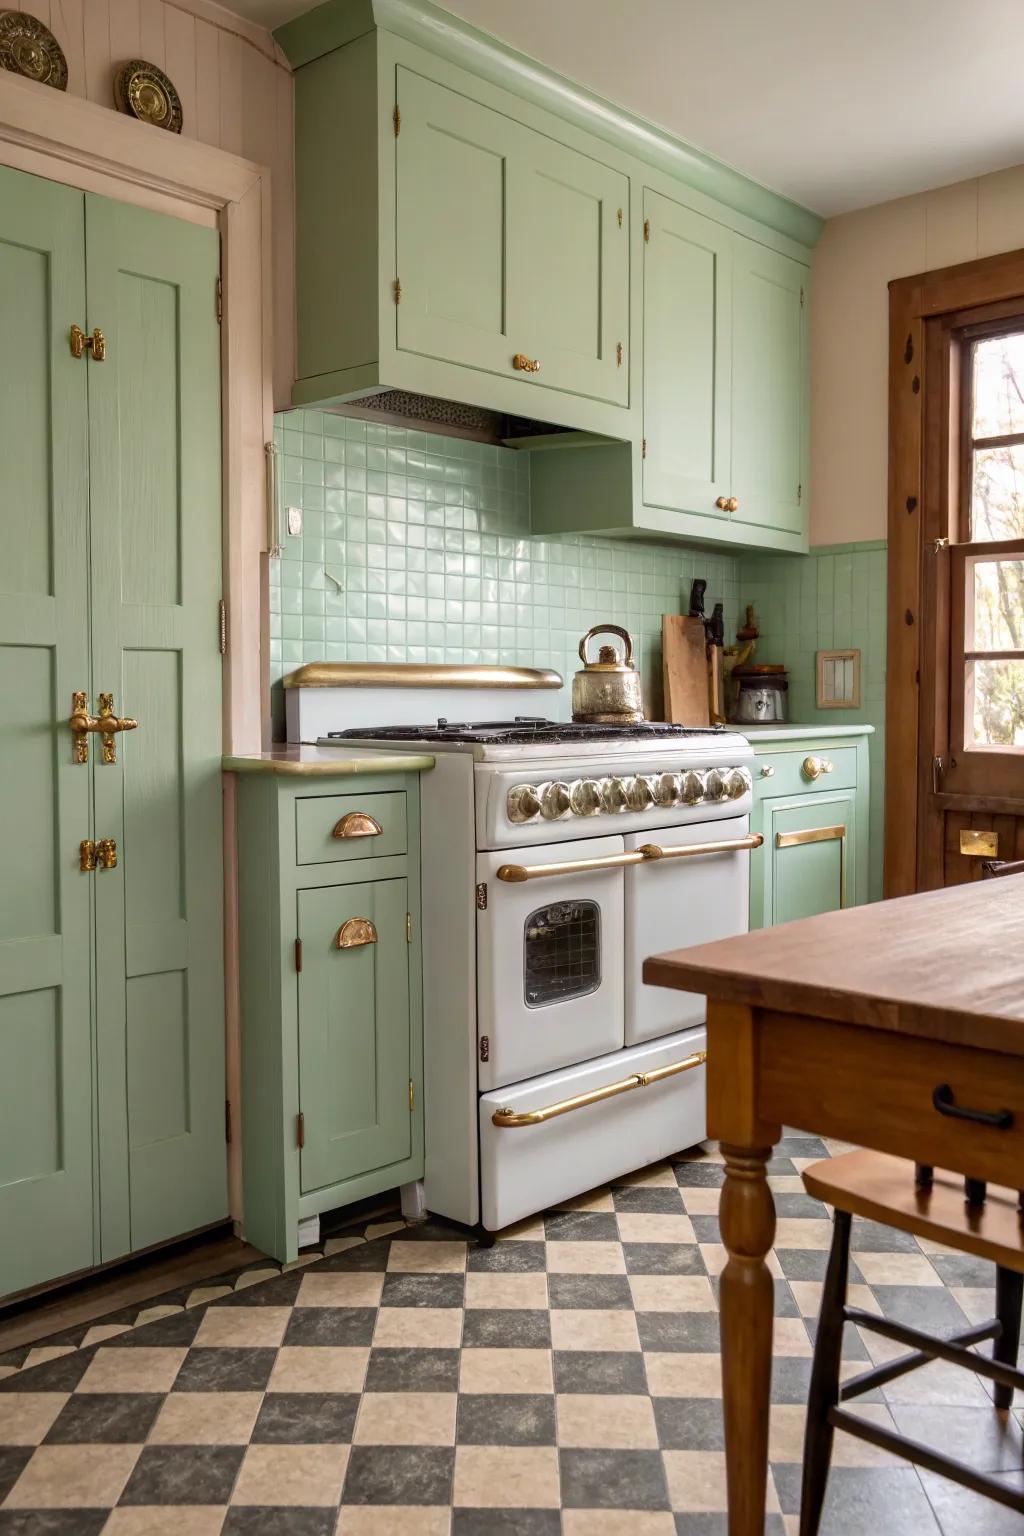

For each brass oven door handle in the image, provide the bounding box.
[638,834,764,861]
[496,834,763,883]
[332,812,383,839]
[492,1050,707,1127]
[776,823,847,908]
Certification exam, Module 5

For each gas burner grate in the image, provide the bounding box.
[328,718,727,746]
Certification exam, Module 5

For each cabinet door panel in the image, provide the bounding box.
[298,879,411,1193]
[765,792,857,925]
[396,67,513,375]
[0,168,95,1298]
[732,236,806,534]
[642,192,732,516]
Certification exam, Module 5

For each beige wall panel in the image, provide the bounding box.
[978,165,1024,257]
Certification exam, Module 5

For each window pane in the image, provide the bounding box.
[969,558,1024,651]
[972,332,1024,438]
[967,658,1024,747]
[970,444,1024,540]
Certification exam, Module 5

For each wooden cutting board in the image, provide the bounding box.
[662,614,710,725]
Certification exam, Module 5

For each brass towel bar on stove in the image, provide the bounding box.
[496,833,763,883]
[491,1050,708,1128]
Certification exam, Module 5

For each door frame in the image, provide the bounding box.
[886,246,1024,895]
[0,72,275,1224]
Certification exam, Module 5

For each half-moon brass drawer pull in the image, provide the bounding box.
[492,1050,707,1128]
[336,917,378,949]
[332,812,383,839]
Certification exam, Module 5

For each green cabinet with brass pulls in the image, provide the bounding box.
[228,757,429,1263]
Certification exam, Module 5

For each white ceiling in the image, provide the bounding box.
[256,0,1024,218]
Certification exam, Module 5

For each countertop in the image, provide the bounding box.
[739,723,874,742]
[223,745,435,777]
[644,875,1024,1056]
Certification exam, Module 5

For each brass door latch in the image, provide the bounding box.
[69,692,138,763]
[69,324,106,361]
[80,838,117,871]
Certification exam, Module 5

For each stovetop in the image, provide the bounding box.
[327,717,727,747]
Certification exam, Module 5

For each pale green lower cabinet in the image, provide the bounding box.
[747,730,872,930]
[233,769,425,1264]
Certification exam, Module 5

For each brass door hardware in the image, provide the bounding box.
[332,811,382,840]
[801,755,834,780]
[616,341,623,366]
[776,823,847,907]
[393,278,401,305]
[393,103,401,135]
[715,496,739,512]
[637,834,763,861]
[497,834,763,884]
[760,764,775,778]
[960,828,998,858]
[512,353,541,373]
[80,837,117,871]
[616,207,623,227]
[96,693,138,763]
[643,217,650,242]
[68,692,137,763]
[336,917,378,949]
[296,1112,305,1149]
[294,938,303,972]
[406,912,412,943]
[408,1078,415,1111]
[493,1050,706,1127]
[476,882,487,910]
[69,324,106,361]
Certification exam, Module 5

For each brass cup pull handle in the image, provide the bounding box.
[336,917,378,949]
[512,352,541,374]
[802,755,834,780]
[70,324,106,361]
[332,812,383,840]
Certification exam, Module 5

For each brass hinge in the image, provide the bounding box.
[643,217,650,243]
[393,104,401,136]
[475,882,487,910]
[408,1078,415,1111]
[296,1112,305,1149]
[393,278,401,305]
[932,536,949,552]
[406,912,412,943]
[800,286,805,308]
[642,438,647,459]
[218,599,227,656]
[215,276,223,324]
[225,1099,232,1143]
[616,341,623,367]
[616,207,623,228]
[294,937,303,972]
[479,1035,490,1062]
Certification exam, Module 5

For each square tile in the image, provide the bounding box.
[463,1273,547,1310]
[267,1346,369,1394]
[105,1510,227,1535]
[381,1275,465,1309]
[120,1445,245,1505]
[343,1445,453,1506]
[460,1310,550,1349]
[149,1391,262,1444]
[4,1444,140,1507]
[616,1215,696,1246]
[78,1349,186,1395]
[552,1351,647,1395]
[338,1511,451,1535]
[284,1307,377,1347]
[623,1244,705,1276]
[387,1242,467,1274]
[232,1444,350,1506]
[44,1393,163,1444]
[543,1212,619,1242]
[556,1393,658,1448]
[353,1392,457,1445]
[372,1309,463,1349]
[456,1393,556,1446]
[453,1446,559,1508]
[611,1187,685,1214]
[253,1392,360,1444]
[771,1219,834,1250]
[549,1310,640,1352]
[546,1241,625,1275]
[297,1274,385,1308]
[853,1253,942,1288]
[637,1312,721,1354]
[467,1241,546,1273]
[646,1351,723,1398]
[547,1275,633,1311]
[458,1349,552,1395]
[193,1308,291,1348]
[559,1447,668,1509]
[562,1515,675,1535]
[653,1397,725,1451]
[629,1276,716,1313]
[0,1394,67,1445]
[172,1349,277,1394]
[365,1348,460,1393]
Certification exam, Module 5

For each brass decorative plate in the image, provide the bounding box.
[113,58,183,133]
[0,10,68,89]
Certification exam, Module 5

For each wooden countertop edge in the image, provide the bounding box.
[222,752,435,777]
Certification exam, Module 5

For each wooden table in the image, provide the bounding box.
[643,877,1024,1535]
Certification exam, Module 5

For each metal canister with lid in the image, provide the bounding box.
[571,625,644,723]
[729,664,789,725]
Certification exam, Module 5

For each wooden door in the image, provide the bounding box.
[85,196,227,1258]
[297,879,411,1194]
[0,167,96,1296]
[731,235,807,537]
[764,792,858,924]
[642,190,732,518]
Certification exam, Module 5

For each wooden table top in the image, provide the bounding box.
[643,875,1024,1056]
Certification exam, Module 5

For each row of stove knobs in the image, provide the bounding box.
[507,766,752,823]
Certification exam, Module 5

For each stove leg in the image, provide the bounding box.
[400,1179,427,1223]
[475,1224,496,1249]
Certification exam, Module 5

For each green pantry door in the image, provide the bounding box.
[0,165,226,1296]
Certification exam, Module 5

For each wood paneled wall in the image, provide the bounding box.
[7,0,295,405]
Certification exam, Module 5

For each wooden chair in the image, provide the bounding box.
[799,1149,1024,1534]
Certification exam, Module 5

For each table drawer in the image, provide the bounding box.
[753,745,858,800]
[295,791,407,865]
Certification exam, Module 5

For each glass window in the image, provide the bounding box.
[523,900,601,1008]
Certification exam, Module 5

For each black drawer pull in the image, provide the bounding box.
[932,1083,1014,1130]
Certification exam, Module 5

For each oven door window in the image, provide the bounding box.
[524,900,601,1008]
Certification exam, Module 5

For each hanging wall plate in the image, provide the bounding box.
[113,59,183,133]
[0,10,68,89]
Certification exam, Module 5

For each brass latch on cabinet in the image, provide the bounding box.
[80,838,117,871]
[69,324,106,361]
[69,691,138,764]
[960,829,998,858]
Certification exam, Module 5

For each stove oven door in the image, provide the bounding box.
[624,814,750,1046]
[476,834,625,1091]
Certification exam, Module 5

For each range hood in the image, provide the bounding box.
[312,390,582,450]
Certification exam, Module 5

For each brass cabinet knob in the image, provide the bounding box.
[726,497,739,512]
[715,496,729,510]
[512,352,541,374]
[760,764,775,778]
[802,755,834,780]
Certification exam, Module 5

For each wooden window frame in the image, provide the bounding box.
[887,251,1024,896]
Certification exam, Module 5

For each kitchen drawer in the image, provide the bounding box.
[295,791,407,865]
[752,745,858,800]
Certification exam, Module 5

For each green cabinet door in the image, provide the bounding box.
[297,878,412,1194]
[764,792,858,925]
[0,167,96,1297]
[642,190,732,518]
[731,235,807,536]
[85,196,226,1258]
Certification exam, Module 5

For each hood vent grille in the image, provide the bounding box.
[324,391,573,448]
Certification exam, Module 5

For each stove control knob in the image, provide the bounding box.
[507,783,542,823]
[625,775,654,812]
[653,772,681,807]
[725,767,752,800]
[680,770,705,805]
[602,776,628,813]
[540,780,572,820]
[570,779,603,816]
[704,768,728,801]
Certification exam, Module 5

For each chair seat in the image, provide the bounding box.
[802,1149,1024,1274]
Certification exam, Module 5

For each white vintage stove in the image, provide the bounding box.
[287,663,757,1233]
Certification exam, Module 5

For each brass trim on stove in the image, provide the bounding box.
[775,823,847,907]
[638,834,763,861]
[282,662,563,690]
[491,1050,707,1128]
[497,834,763,884]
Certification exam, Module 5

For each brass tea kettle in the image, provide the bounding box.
[572,624,644,724]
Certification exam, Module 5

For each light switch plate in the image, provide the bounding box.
[286,505,302,537]
[816,648,861,708]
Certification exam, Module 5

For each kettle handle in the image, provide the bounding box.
[579,624,634,667]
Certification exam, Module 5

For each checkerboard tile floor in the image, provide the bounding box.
[1,1135,1022,1534]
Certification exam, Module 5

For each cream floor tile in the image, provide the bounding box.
[880,1357,990,1405]
[267,1346,369,1393]
[700,1244,784,1279]
[772,1218,834,1250]
[192,1306,291,1348]
[628,1274,716,1313]
[458,1348,552,1394]
[372,1307,463,1348]
[353,1391,457,1446]
[771,1318,813,1357]
[950,1286,997,1324]
[81,1325,131,1348]
[233,1267,280,1291]
[677,1187,720,1215]
[132,1306,183,1330]
[644,1352,722,1398]
[387,1241,467,1273]
[853,1251,942,1287]
[768,1175,807,1194]
[463,1272,548,1309]
[545,1240,625,1275]
[563,1513,676,1534]
[296,1272,385,1308]
[0,1393,68,1446]
[548,1309,640,1352]
[148,1391,262,1444]
[662,1450,781,1514]
[788,1279,823,1318]
[769,1403,904,1467]
[452,1446,560,1508]
[555,1392,658,1448]
[324,1236,366,1257]
[336,1510,451,1535]
[5,1445,140,1508]
[78,1348,186,1395]
[611,1162,678,1188]
[102,1508,227,1535]
[497,1217,546,1242]
[555,1187,615,1212]
[364,1221,405,1240]
[910,1235,962,1256]
[186,1286,233,1309]
[616,1213,696,1245]
[232,1444,350,1506]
